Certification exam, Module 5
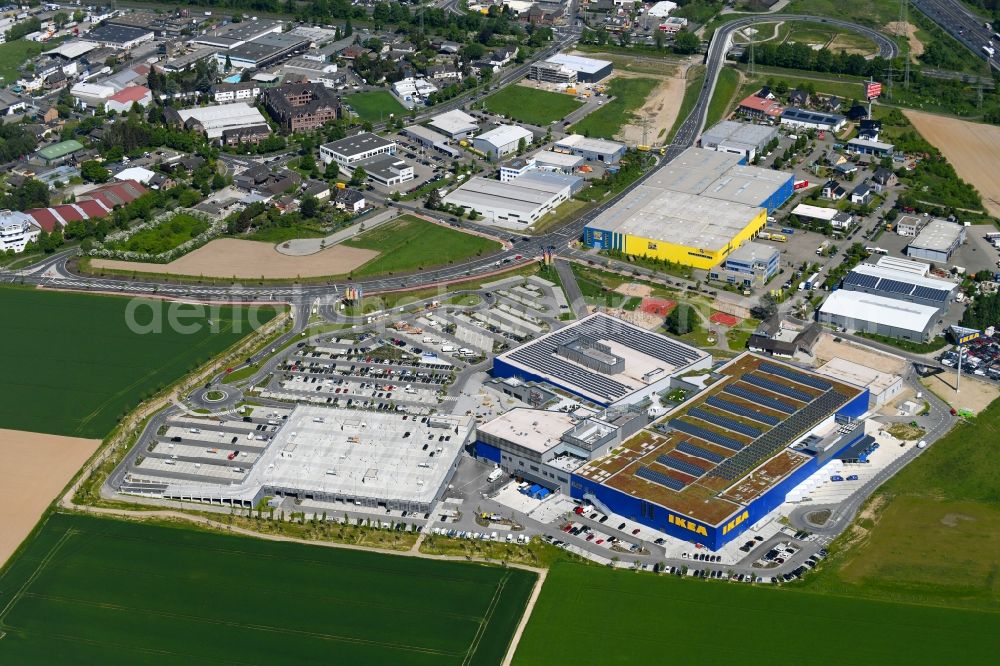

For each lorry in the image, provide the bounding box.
[441,344,456,353]
[815,241,830,255]
[984,45,996,57]
[487,467,504,483]
[770,233,787,242]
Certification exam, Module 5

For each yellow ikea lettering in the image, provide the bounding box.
[668,513,708,537]
[721,510,750,535]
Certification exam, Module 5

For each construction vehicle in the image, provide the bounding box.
[637,145,650,152]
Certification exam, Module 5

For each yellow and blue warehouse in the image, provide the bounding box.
[584,147,791,269]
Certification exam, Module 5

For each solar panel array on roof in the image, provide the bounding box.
[724,385,796,414]
[507,346,632,401]
[759,362,832,391]
[842,269,951,305]
[655,454,706,478]
[675,441,726,464]
[711,389,847,481]
[705,395,781,426]
[741,374,813,403]
[687,407,762,438]
[636,465,687,491]
[669,419,746,451]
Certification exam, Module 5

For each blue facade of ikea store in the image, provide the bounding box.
[571,388,871,550]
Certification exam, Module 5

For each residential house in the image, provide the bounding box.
[300,180,331,201]
[858,119,882,141]
[871,167,897,191]
[789,89,808,106]
[333,187,366,213]
[826,96,842,112]
[845,105,868,121]
[850,181,874,205]
[834,162,858,177]
[234,164,302,195]
[821,179,847,200]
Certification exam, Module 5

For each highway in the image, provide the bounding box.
[913,0,1000,70]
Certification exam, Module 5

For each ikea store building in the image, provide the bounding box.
[583,148,793,270]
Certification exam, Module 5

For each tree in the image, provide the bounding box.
[80,160,111,184]
[673,30,700,55]
[350,167,368,186]
[654,29,665,51]
[750,294,779,321]
[224,55,233,72]
[425,188,443,210]
[618,31,631,48]
[324,161,340,181]
[517,137,526,155]
[301,195,320,218]
[665,304,698,335]
[345,20,353,37]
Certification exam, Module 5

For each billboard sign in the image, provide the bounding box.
[865,81,882,100]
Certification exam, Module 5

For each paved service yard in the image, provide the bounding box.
[793,428,911,505]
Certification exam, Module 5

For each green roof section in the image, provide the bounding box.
[37,139,84,160]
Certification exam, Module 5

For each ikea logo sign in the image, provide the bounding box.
[721,510,750,536]
[668,513,707,537]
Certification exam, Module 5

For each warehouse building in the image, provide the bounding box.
[533,150,585,174]
[402,125,460,158]
[82,24,154,50]
[708,241,780,288]
[699,120,778,161]
[477,351,869,550]
[543,54,613,82]
[816,357,904,408]
[472,124,534,159]
[319,132,413,187]
[818,290,939,342]
[780,107,846,132]
[170,103,271,142]
[553,134,626,164]
[193,19,283,49]
[217,33,310,70]
[35,139,84,165]
[427,109,478,139]
[846,137,894,157]
[442,171,581,229]
[840,262,957,311]
[906,219,966,263]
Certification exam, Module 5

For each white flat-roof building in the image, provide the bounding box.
[553,134,627,163]
[473,124,534,159]
[0,210,40,253]
[906,218,966,263]
[816,357,904,407]
[648,1,678,17]
[391,77,438,106]
[700,120,779,161]
[174,103,270,140]
[319,133,413,187]
[442,171,580,229]
[113,166,156,185]
[818,290,939,342]
[70,81,115,107]
[544,54,613,82]
[427,109,478,139]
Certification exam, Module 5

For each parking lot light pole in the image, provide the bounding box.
[956,344,962,394]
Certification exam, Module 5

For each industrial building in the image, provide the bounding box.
[846,137,894,157]
[217,32,310,70]
[529,61,577,85]
[427,109,478,139]
[35,139,84,165]
[818,290,939,342]
[169,103,271,142]
[839,262,956,311]
[319,133,413,187]
[442,171,581,228]
[401,125,460,159]
[816,357,904,407]
[583,148,794,269]
[139,405,475,513]
[542,54,613,82]
[699,120,778,161]
[472,124,534,159]
[491,313,712,406]
[193,19,283,49]
[553,134,626,164]
[895,214,925,237]
[477,351,869,550]
[281,58,344,88]
[780,107,846,132]
[82,24,155,50]
[708,241,780,288]
[906,218,966,263]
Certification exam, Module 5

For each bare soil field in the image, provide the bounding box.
[0,429,99,566]
[812,333,908,375]
[91,238,378,279]
[614,282,653,298]
[920,373,1000,414]
[885,21,925,60]
[904,110,1000,216]
[616,68,687,145]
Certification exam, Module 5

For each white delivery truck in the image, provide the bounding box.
[487,467,503,483]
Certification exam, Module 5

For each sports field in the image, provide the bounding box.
[483,85,583,126]
[0,288,275,438]
[0,513,536,665]
[344,90,407,123]
[514,562,1000,665]
[343,215,501,276]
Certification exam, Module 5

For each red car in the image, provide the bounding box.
[586,534,595,542]
[631,528,641,535]
[596,539,604,545]
[562,524,573,532]
[574,506,585,515]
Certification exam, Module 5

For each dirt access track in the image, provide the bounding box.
[904,110,1000,217]
[0,430,99,566]
[91,238,379,279]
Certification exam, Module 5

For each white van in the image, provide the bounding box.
[189,428,201,434]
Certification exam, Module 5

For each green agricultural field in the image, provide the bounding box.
[106,213,209,254]
[800,398,1000,611]
[0,514,535,665]
[570,77,657,139]
[344,90,407,123]
[483,85,583,126]
[514,562,1000,665]
[0,288,275,438]
[343,215,501,276]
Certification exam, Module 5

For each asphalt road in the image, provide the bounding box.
[913,0,1000,70]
